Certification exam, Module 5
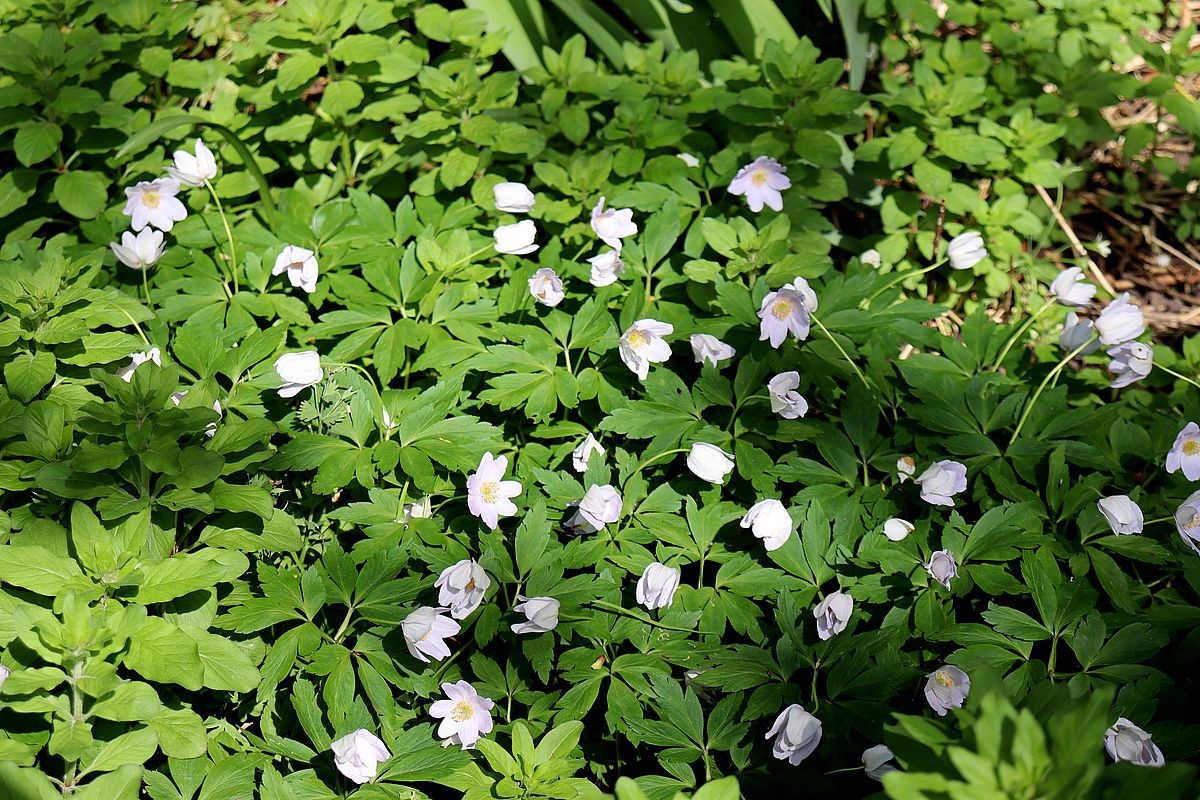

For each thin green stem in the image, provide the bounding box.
[863,259,946,305]
[810,314,872,390]
[725,393,772,432]
[624,447,690,487]
[204,178,238,294]
[586,600,721,635]
[1156,364,1200,391]
[326,361,381,395]
[140,269,153,312]
[1008,335,1097,445]
[990,300,1053,371]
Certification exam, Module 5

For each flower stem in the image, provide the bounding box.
[1008,335,1097,445]
[140,268,153,312]
[625,447,690,486]
[725,393,772,432]
[863,259,946,305]
[810,314,872,390]
[204,178,239,294]
[1156,364,1200,391]
[990,300,1053,371]
[586,599,720,636]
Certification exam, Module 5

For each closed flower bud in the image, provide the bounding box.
[401,606,460,663]
[1107,342,1153,389]
[883,518,914,541]
[571,434,605,473]
[1095,293,1145,345]
[331,729,391,784]
[768,371,808,419]
[925,549,957,589]
[1059,312,1101,355]
[1048,267,1096,307]
[740,499,793,551]
[946,231,987,270]
[1097,495,1143,535]
[1166,422,1200,481]
[862,744,898,780]
[690,334,736,367]
[511,595,560,634]
[896,457,915,482]
[860,249,882,269]
[923,665,969,716]
[274,351,323,398]
[636,562,680,610]
[566,484,622,533]
[765,704,821,765]
[493,220,539,255]
[435,559,490,620]
[813,590,852,640]
[493,181,535,213]
[1104,718,1164,767]
[915,460,967,506]
[687,442,735,484]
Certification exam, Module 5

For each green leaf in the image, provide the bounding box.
[149,708,208,760]
[54,171,109,219]
[81,728,158,775]
[0,544,83,595]
[4,352,56,402]
[124,617,205,691]
[14,121,62,166]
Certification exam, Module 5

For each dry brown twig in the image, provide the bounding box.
[1033,184,1118,296]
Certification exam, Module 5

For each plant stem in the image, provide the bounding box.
[332,605,355,643]
[725,393,772,432]
[1008,336,1097,445]
[990,300,1053,371]
[204,178,239,294]
[625,447,690,486]
[141,268,153,312]
[1156,364,1200,391]
[810,314,872,390]
[863,259,946,305]
[586,600,720,635]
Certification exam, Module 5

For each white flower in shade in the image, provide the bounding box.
[765,704,821,765]
[435,559,490,620]
[813,590,853,640]
[863,745,898,780]
[566,484,622,534]
[528,268,564,307]
[896,457,915,483]
[757,280,817,347]
[1107,342,1152,389]
[740,499,793,551]
[590,197,637,251]
[117,347,161,382]
[1166,422,1200,481]
[1095,293,1145,345]
[687,442,735,484]
[272,245,318,294]
[165,139,218,187]
[690,334,736,367]
[1175,490,1200,554]
[767,371,808,419]
[729,156,790,213]
[168,392,220,437]
[331,729,391,785]
[1059,312,1101,355]
[636,562,681,610]
[403,497,432,523]
[571,434,605,473]
[924,665,970,716]
[466,452,521,530]
[122,178,188,232]
[0,664,10,689]
[883,518,914,542]
[926,549,958,589]
[1048,267,1096,308]
[915,460,967,506]
[493,181,535,213]
[430,681,495,750]
[110,229,165,271]
[274,351,323,398]
[1097,495,1143,535]
[945,231,987,271]
[860,249,882,269]
[493,220,539,255]
[1104,718,1164,767]
[401,606,460,663]
[511,596,560,634]
[587,249,625,286]
[676,153,700,167]
[618,319,673,380]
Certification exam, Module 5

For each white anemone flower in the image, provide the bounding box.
[566,484,622,534]
[1095,293,1145,345]
[728,156,790,213]
[767,371,808,419]
[434,559,490,620]
[430,681,495,750]
[466,452,521,530]
[946,231,987,270]
[636,562,681,610]
[165,139,218,187]
[330,729,391,785]
[690,334,736,367]
[116,347,161,382]
[401,606,460,663]
[676,153,700,167]
[571,434,605,473]
[1048,267,1096,307]
[1166,422,1200,481]
[1107,342,1153,389]
[618,319,673,380]
[588,249,625,286]
[272,245,318,293]
[493,182,535,213]
[110,229,165,271]
[813,590,853,640]
[528,268,565,307]
[274,351,323,398]
[122,178,188,232]
[765,704,821,765]
[740,499,793,551]
[758,279,817,347]
[511,596,560,634]
[686,442,735,484]
[494,220,539,255]
[590,197,637,251]
[1059,312,1102,355]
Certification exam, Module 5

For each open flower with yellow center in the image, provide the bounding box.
[467,452,522,530]
[430,680,495,750]
[590,196,637,252]
[434,559,491,620]
[923,665,969,716]
[619,319,673,381]
[122,178,188,231]
[757,279,817,348]
[1166,422,1200,481]
[728,156,790,212]
[401,606,460,662]
[1175,490,1200,555]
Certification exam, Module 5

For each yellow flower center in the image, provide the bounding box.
[1183,440,1200,456]
[464,580,476,592]
[626,329,648,350]
[451,701,474,721]
[936,671,954,687]
[142,190,161,208]
[750,170,768,185]
[479,481,499,503]
[771,299,793,319]
[1185,512,1200,531]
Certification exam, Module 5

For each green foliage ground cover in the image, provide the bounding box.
[1,0,1199,798]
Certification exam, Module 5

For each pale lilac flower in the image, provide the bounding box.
[588,249,624,286]
[1166,422,1200,480]
[926,549,958,589]
[946,231,987,271]
[493,182,535,213]
[676,153,700,167]
[466,452,521,530]
[571,434,605,473]
[272,245,318,293]
[122,179,188,231]
[767,371,808,419]
[1107,342,1153,389]
[511,596,560,635]
[863,745,898,780]
[566,484,622,534]
[110,229,165,271]
[435,559,490,620]
[528,268,564,307]
[590,197,637,251]
[401,607,460,663]
[1059,312,1101,355]
[430,681,495,750]
[1175,490,1200,554]
[758,288,812,347]
[813,591,852,640]
[860,249,882,269]
[117,347,161,382]
[0,664,8,689]
[1049,267,1096,307]
[686,442,734,484]
[274,351,323,398]
[915,460,967,506]
[740,499,793,551]
[1095,293,1145,345]
[1097,495,1143,535]
[729,156,790,213]
[690,334,736,367]
[636,562,680,610]
[1105,718,1165,767]
[883,518,914,542]
[493,220,538,255]
[765,704,821,765]
[331,729,391,785]
[924,665,970,716]
[896,457,915,483]
[618,319,673,381]
[165,139,217,187]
